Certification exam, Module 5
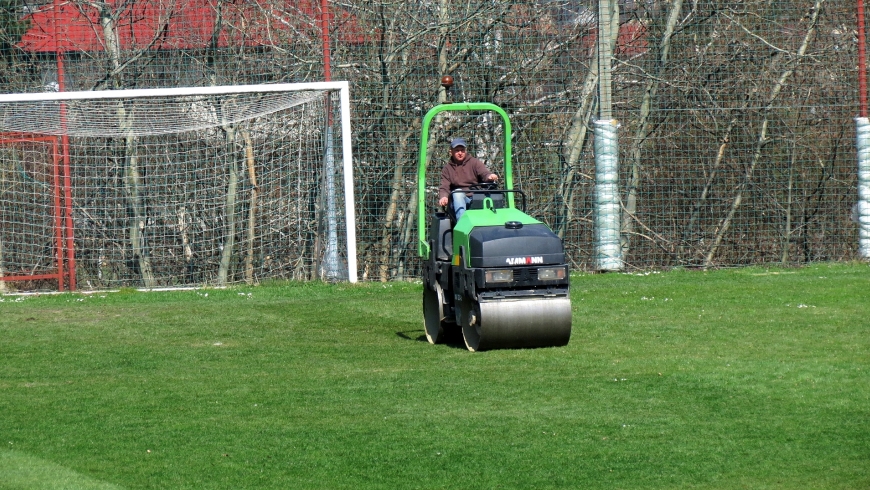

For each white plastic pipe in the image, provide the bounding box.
[339,84,358,282]
[856,117,870,259]
[594,119,623,270]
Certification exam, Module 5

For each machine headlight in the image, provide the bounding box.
[538,267,566,280]
[485,269,514,283]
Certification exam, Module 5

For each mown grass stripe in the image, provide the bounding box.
[0,450,125,490]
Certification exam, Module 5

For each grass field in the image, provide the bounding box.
[1,263,868,489]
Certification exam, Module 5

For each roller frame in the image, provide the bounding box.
[417,102,571,351]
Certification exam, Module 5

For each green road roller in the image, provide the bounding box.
[418,102,572,351]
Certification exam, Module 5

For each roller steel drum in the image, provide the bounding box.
[423,282,448,344]
[462,297,571,352]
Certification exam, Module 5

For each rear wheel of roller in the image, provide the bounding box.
[460,297,483,352]
[423,282,448,344]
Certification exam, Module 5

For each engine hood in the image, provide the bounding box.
[468,223,565,268]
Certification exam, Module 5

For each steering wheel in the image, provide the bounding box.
[469,181,499,191]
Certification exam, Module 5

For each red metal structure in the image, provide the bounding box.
[18,0,365,53]
[8,0,359,291]
[51,0,76,290]
[0,134,69,290]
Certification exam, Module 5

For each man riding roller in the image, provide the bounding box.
[437,137,498,220]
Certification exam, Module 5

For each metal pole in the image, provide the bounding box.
[52,0,76,290]
[858,0,868,117]
[594,0,622,271]
[858,2,870,259]
[320,0,332,82]
[320,1,341,279]
[597,0,613,120]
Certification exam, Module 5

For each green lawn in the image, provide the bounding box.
[1,263,868,489]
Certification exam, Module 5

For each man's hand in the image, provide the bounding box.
[438,196,449,207]
[488,173,499,182]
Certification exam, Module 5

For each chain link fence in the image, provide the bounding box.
[0,0,863,289]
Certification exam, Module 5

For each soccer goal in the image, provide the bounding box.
[0,82,357,292]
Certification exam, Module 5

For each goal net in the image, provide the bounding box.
[0,82,356,292]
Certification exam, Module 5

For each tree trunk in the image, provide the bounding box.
[177,206,193,282]
[208,0,238,286]
[396,187,419,279]
[378,130,414,282]
[123,132,155,287]
[242,130,257,284]
[0,230,5,292]
[558,0,620,239]
[621,0,683,257]
[101,5,155,287]
[782,142,796,264]
[218,127,239,286]
[678,100,748,262]
[557,93,597,239]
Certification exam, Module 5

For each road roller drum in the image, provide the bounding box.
[461,297,571,352]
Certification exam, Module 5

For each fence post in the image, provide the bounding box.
[594,0,623,271]
[594,119,623,271]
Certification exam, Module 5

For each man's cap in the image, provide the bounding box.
[450,137,467,149]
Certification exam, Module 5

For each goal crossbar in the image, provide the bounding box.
[0,82,352,102]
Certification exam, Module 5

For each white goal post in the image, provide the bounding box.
[0,82,357,292]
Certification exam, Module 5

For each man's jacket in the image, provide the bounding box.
[438,155,493,200]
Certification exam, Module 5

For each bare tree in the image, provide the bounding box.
[705,0,824,266]
[79,0,160,286]
[552,0,620,240]
[621,0,683,256]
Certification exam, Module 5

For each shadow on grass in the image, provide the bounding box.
[396,330,428,342]
[395,329,467,349]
